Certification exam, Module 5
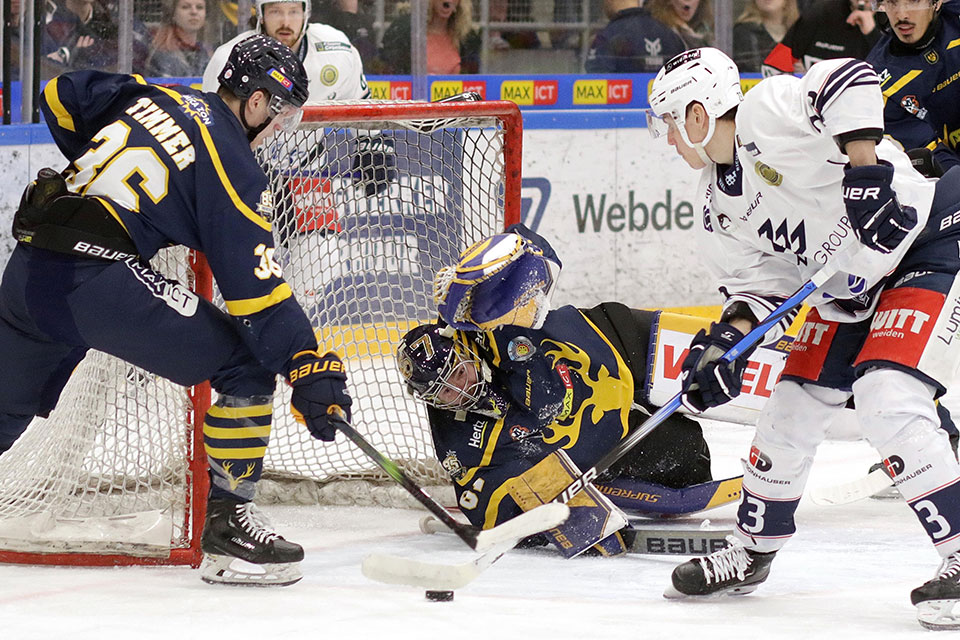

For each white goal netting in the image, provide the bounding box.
[0,100,520,562]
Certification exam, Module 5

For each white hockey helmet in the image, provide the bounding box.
[646,48,743,163]
[255,0,311,44]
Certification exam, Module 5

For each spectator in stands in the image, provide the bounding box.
[377,0,481,74]
[312,0,376,65]
[762,0,878,74]
[43,0,120,72]
[144,0,215,77]
[733,0,799,71]
[490,0,541,49]
[649,0,714,47]
[585,0,687,72]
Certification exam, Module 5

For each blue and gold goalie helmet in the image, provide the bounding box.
[397,323,489,411]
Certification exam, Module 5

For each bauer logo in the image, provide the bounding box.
[500,80,558,105]
[749,446,772,472]
[431,80,486,101]
[572,79,631,105]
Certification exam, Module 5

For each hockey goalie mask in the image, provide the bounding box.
[397,324,491,412]
[647,48,743,164]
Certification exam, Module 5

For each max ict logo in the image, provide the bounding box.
[431,80,487,101]
[572,79,632,105]
[749,446,772,472]
[501,80,558,105]
[369,81,412,100]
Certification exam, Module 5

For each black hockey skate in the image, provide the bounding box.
[200,498,304,587]
[911,551,960,630]
[664,535,776,598]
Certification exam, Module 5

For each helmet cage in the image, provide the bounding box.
[417,350,488,411]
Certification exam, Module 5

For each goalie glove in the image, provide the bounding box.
[352,135,397,197]
[286,350,352,442]
[842,160,918,254]
[680,322,756,413]
[433,231,560,331]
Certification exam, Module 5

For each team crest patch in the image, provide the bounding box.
[507,337,535,361]
[180,94,212,125]
[441,451,465,480]
[754,161,783,186]
[900,95,927,119]
[320,65,339,87]
[509,425,532,441]
[925,50,939,64]
[256,189,274,217]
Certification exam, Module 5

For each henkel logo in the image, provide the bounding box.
[368,81,412,101]
[573,79,632,105]
[870,308,931,334]
[749,446,772,472]
[796,322,832,345]
[884,455,905,477]
[501,80,558,105]
[431,80,487,101]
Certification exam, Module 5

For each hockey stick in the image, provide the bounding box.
[328,408,568,553]
[808,467,894,505]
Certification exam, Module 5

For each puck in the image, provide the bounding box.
[425,589,454,602]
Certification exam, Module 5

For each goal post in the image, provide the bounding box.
[0,98,523,566]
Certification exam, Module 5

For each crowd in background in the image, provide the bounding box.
[0,0,887,79]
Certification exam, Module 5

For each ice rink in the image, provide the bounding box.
[0,417,951,640]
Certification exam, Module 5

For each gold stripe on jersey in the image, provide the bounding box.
[454,417,507,489]
[43,77,76,132]
[93,197,131,235]
[203,425,272,439]
[882,70,922,99]
[152,84,272,233]
[207,403,273,420]
[948,38,960,49]
[224,282,293,316]
[203,445,268,459]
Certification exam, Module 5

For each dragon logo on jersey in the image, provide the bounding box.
[441,451,466,480]
[900,95,928,119]
[754,161,783,187]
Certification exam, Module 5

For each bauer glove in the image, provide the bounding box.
[842,160,917,254]
[287,350,352,442]
[680,322,756,413]
[352,135,397,197]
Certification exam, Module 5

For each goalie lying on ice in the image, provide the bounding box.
[397,224,727,558]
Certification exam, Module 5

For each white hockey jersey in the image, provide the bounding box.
[696,58,937,340]
[202,23,370,102]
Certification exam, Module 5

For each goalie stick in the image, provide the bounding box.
[363,256,849,589]
[328,408,568,553]
[808,467,894,506]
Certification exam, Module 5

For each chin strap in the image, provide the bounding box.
[689,116,718,164]
[239,98,273,143]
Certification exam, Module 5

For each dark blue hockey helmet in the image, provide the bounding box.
[219,33,309,107]
[397,323,489,411]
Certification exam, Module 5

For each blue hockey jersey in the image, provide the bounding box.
[39,71,317,374]
[866,6,960,171]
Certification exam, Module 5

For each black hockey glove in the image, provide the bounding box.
[842,160,918,254]
[352,135,397,197]
[287,350,352,442]
[680,322,756,413]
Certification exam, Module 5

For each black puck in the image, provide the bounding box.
[425,589,454,602]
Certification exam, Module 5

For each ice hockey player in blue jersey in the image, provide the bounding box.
[0,34,351,586]
[866,0,960,175]
[397,224,724,558]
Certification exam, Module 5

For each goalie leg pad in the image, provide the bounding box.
[505,449,628,558]
[204,394,274,501]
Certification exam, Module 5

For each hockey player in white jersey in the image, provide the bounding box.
[647,48,960,630]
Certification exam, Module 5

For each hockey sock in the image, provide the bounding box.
[203,395,273,502]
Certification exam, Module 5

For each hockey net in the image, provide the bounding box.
[0,99,522,566]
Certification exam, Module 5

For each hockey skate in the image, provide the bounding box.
[911,551,960,630]
[200,498,304,587]
[664,535,776,598]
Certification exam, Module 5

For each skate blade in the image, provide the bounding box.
[917,599,960,631]
[200,554,303,587]
[663,583,762,599]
